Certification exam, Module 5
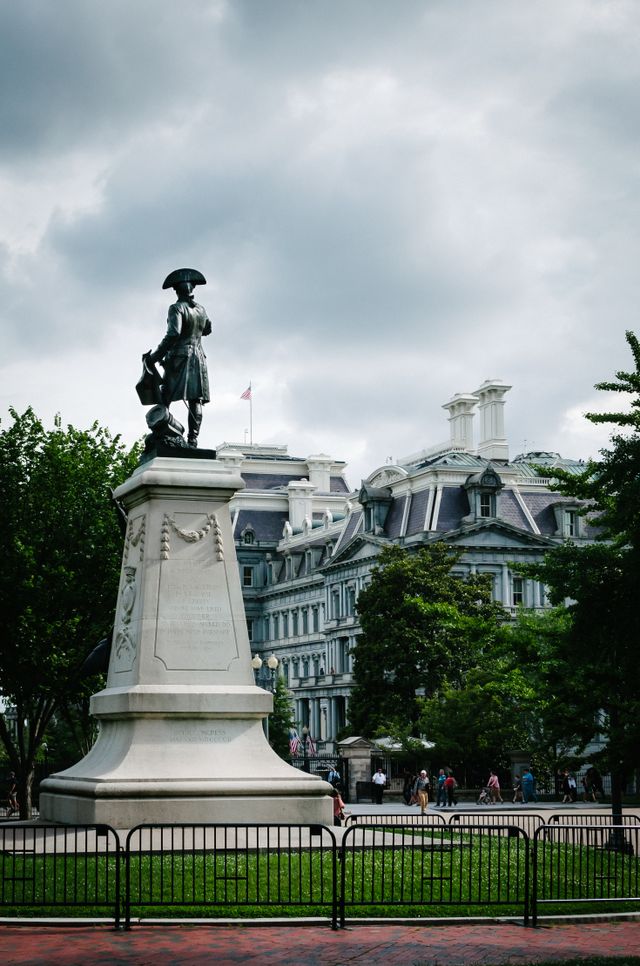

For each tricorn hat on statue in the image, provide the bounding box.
[162,267,207,290]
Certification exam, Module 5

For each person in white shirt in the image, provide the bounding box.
[371,767,387,805]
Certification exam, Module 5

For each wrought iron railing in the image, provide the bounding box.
[532,823,640,925]
[339,821,530,926]
[0,824,121,925]
[124,823,339,929]
[0,814,638,928]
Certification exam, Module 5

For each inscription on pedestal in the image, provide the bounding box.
[168,727,232,744]
[155,514,240,671]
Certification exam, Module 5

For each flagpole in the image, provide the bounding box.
[249,381,253,445]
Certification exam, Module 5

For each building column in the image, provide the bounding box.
[310,698,321,739]
[330,697,339,739]
[501,565,510,606]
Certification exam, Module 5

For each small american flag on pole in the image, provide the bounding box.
[240,384,252,400]
[289,729,301,756]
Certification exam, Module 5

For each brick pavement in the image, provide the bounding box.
[0,921,639,965]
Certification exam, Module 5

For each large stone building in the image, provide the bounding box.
[221,380,594,752]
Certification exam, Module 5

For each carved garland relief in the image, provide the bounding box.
[161,512,224,561]
[114,565,137,661]
[112,514,146,671]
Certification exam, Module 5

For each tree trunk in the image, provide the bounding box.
[610,768,624,824]
[608,706,627,851]
[17,766,33,821]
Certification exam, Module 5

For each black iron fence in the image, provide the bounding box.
[548,812,640,826]
[450,811,545,840]
[124,823,339,929]
[346,812,447,828]
[0,816,640,928]
[532,823,640,926]
[339,821,530,926]
[0,824,121,925]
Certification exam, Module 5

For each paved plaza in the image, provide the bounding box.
[0,920,639,965]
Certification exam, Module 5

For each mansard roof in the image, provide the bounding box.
[411,449,486,470]
[330,476,351,494]
[336,510,363,550]
[405,488,430,536]
[384,495,406,538]
[499,489,530,530]
[242,472,303,490]
[233,509,288,542]
[240,471,349,493]
[434,487,468,532]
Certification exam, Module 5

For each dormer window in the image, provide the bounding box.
[359,484,393,535]
[552,502,583,539]
[242,528,255,545]
[464,466,504,523]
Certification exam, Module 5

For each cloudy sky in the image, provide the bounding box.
[1,0,638,487]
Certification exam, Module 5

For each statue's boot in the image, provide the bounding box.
[187,401,203,448]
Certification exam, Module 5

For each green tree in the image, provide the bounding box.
[420,609,578,785]
[348,543,503,736]
[0,408,139,816]
[419,608,581,788]
[417,662,530,786]
[269,675,295,761]
[527,330,640,821]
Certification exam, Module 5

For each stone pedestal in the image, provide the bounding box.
[40,456,332,827]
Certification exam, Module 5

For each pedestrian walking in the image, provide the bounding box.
[512,774,523,803]
[435,769,447,807]
[402,770,414,805]
[331,787,347,827]
[371,767,387,805]
[413,770,430,814]
[444,772,457,807]
[6,773,18,817]
[487,770,503,803]
[521,767,537,803]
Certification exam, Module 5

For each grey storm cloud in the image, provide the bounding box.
[1,0,640,481]
[0,0,226,162]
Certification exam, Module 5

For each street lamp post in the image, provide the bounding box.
[251,653,279,742]
[267,652,279,691]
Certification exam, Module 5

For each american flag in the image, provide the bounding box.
[240,385,252,400]
[306,733,317,756]
[288,729,301,756]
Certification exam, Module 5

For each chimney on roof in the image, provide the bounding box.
[287,479,316,531]
[473,380,511,462]
[442,393,477,452]
[306,454,333,492]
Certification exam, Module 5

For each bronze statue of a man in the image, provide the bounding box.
[139,268,212,449]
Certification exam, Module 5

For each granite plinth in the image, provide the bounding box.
[40,457,332,827]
